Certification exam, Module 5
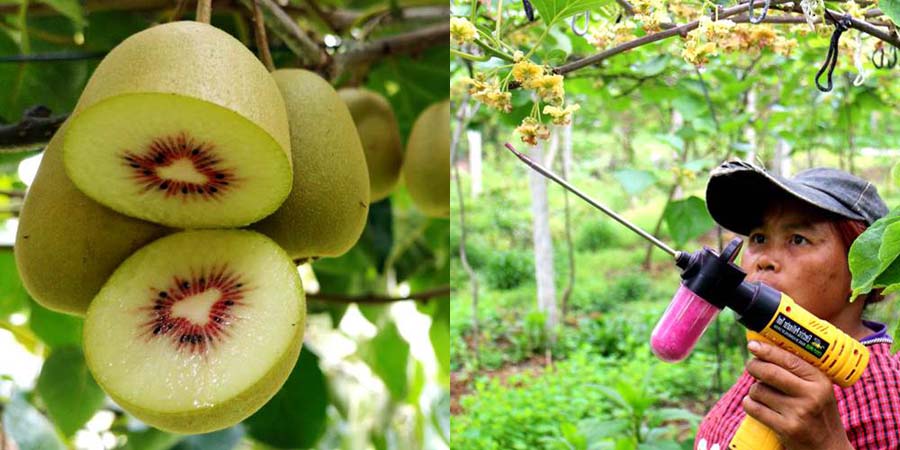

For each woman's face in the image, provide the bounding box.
[739,198,851,322]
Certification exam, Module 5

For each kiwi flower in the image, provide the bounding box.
[451,17,477,45]
[543,103,581,125]
[512,59,545,87]
[516,117,551,146]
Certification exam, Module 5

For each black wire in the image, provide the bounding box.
[815,11,852,92]
[0,51,107,63]
[522,0,535,22]
[748,0,771,24]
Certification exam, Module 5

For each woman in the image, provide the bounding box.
[695,161,900,450]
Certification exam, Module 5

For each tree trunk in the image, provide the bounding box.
[744,88,758,164]
[466,129,483,198]
[773,138,792,177]
[450,98,480,367]
[559,122,575,319]
[528,140,558,343]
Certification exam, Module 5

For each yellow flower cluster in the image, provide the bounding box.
[543,103,581,125]
[511,59,566,105]
[461,74,512,112]
[450,17,477,46]
[632,0,669,33]
[587,20,639,49]
[682,21,799,65]
[516,117,551,146]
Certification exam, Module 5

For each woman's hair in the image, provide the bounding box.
[832,219,885,305]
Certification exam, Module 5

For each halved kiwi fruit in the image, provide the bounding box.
[63,21,292,228]
[83,230,305,433]
[15,122,170,316]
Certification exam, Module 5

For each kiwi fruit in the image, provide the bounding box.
[83,229,305,434]
[403,100,450,217]
[253,70,370,260]
[63,21,292,228]
[338,88,403,202]
[15,123,170,316]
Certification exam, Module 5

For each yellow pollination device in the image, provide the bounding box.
[728,294,870,450]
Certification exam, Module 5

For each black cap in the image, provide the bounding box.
[706,161,889,236]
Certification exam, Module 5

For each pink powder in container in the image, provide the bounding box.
[650,284,721,362]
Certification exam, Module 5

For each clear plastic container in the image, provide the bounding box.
[650,284,721,362]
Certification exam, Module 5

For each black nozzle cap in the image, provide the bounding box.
[677,238,747,310]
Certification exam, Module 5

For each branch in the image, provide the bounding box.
[249,0,275,72]
[552,0,797,77]
[306,285,450,304]
[237,0,327,67]
[0,106,67,149]
[196,0,212,23]
[332,22,449,76]
[615,0,635,16]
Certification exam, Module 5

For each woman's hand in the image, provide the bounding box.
[742,340,854,450]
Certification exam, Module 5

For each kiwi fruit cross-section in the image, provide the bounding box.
[63,21,292,228]
[253,70,370,260]
[15,122,170,316]
[338,88,403,202]
[403,100,450,217]
[83,230,305,434]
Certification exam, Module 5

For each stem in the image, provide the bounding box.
[495,0,503,38]
[452,48,491,61]
[250,0,275,72]
[238,0,324,67]
[196,0,212,23]
[524,25,550,59]
[170,0,188,21]
[17,0,30,54]
[474,38,515,62]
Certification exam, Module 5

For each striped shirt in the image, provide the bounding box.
[695,321,900,449]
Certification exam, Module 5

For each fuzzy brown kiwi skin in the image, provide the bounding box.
[252,70,370,260]
[338,88,403,202]
[402,100,451,218]
[15,122,170,316]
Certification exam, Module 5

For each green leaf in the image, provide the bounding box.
[171,426,245,450]
[245,347,328,449]
[848,208,900,297]
[612,169,657,197]
[364,320,410,401]
[366,44,448,142]
[2,392,66,450]
[881,0,900,29]
[430,298,450,385]
[35,347,105,437]
[529,0,613,26]
[36,0,86,30]
[891,161,900,188]
[28,298,83,348]
[0,249,30,318]
[663,196,715,248]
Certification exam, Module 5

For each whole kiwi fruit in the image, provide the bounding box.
[253,70,370,260]
[338,88,403,202]
[403,100,450,217]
